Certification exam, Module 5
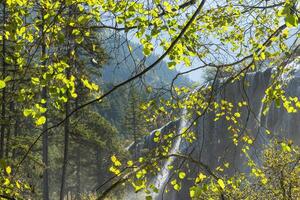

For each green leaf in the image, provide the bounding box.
[275,98,281,108]
[278,6,289,17]
[36,116,46,126]
[167,61,176,69]
[4,76,12,82]
[0,80,6,89]
[146,196,152,200]
[285,14,298,27]
[178,171,186,179]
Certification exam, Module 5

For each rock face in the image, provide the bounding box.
[195,68,275,173]
[131,60,300,199]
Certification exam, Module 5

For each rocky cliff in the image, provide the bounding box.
[130,58,300,199]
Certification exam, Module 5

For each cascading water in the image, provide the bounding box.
[128,57,300,200]
[152,109,188,199]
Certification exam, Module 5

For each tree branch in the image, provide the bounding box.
[16,0,207,171]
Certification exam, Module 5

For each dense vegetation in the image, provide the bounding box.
[0,0,299,200]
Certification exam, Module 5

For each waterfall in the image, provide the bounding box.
[126,57,300,200]
[152,108,188,199]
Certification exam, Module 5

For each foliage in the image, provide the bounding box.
[0,0,299,199]
[189,140,300,200]
[0,161,31,199]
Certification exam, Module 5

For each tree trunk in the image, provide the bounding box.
[5,102,13,157]
[41,8,49,199]
[96,147,102,186]
[42,88,49,200]
[0,0,6,159]
[75,145,81,199]
[60,25,72,198]
[75,98,81,199]
[12,106,19,159]
[60,91,70,200]
[132,96,137,158]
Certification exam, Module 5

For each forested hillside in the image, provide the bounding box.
[0,0,299,200]
[94,34,191,131]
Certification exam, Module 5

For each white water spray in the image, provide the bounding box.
[152,109,188,199]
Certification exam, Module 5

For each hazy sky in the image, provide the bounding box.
[176,62,204,83]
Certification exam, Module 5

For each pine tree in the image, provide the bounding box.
[123,87,147,157]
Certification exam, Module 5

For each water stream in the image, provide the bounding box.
[152,109,188,199]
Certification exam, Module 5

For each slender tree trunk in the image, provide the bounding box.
[132,95,137,158]
[75,145,81,199]
[0,0,7,159]
[12,106,19,159]
[60,99,70,200]
[42,88,49,200]
[96,147,102,186]
[60,85,70,200]
[75,98,81,199]
[60,5,76,199]
[40,8,49,199]
[60,22,72,198]
[5,102,13,157]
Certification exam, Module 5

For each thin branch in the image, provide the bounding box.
[87,0,197,31]
[16,0,207,171]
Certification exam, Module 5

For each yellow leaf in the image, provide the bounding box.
[234,112,241,118]
[111,155,121,166]
[4,178,10,185]
[190,189,195,198]
[195,173,206,183]
[217,179,225,190]
[23,109,32,117]
[261,177,268,185]
[178,171,186,179]
[0,80,6,89]
[36,116,46,126]
[109,166,121,175]
[16,181,21,189]
[260,52,266,60]
[6,166,12,174]
[174,183,181,191]
[248,139,253,145]
[127,160,133,167]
